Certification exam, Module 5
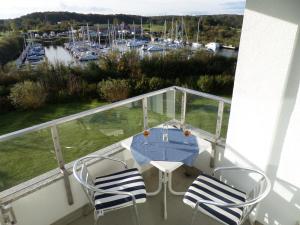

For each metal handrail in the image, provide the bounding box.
[0,86,231,142]
[174,86,231,104]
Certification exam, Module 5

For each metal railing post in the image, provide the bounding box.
[210,101,225,168]
[173,88,176,120]
[0,206,6,225]
[180,91,187,127]
[51,126,74,205]
[0,204,16,224]
[215,101,224,140]
[142,98,148,130]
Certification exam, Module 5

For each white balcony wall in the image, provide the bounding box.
[10,150,138,225]
[223,0,300,224]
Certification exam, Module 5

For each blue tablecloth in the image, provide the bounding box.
[130,128,199,166]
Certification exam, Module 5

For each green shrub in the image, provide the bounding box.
[100,51,120,77]
[118,50,141,78]
[148,77,165,91]
[67,75,86,96]
[98,79,130,102]
[197,75,215,93]
[0,34,24,66]
[9,81,47,109]
[197,74,234,95]
[81,62,104,83]
[132,77,150,96]
[0,96,13,112]
[214,75,234,94]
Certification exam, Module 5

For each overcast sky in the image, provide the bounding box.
[0,0,246,19]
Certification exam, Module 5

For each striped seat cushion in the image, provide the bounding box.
[183,173,246,225]
[94,168,146,211]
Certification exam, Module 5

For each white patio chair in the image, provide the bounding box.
[183,167,271,225]
[73,155,146,225]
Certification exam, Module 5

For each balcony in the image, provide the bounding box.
[0,86,240,225]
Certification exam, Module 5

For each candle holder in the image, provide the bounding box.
[162,123,169,142]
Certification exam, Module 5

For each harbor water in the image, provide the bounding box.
[45,46,75,65]
[44,44,238,66]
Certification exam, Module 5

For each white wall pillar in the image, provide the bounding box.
[222,0,300,224]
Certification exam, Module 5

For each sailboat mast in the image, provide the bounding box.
[97,25,101,46]
[184,18,189,43]
[175,21,178,41]
[107,20,110,46]
[81,26,84,41]
[164,20,167,40]
[181,17,184,42]
[171,18,174,40]
[133,21,136,41]
[196,18,200,43]
[121,23,124,40]
[87,23,90,43]
[114,25,117,46]
[71,26,75,43]
[141,17,143,38]
[149,22,152,42]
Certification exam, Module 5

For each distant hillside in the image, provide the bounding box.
[0,12,243,46]
[0,11,243,31]
[19,12,147,26]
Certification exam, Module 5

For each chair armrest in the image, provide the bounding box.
[101,155,128,169]
[211,166,271,207]
[76,154,128,169]
[213,166,262,176]
[73,156,137,204]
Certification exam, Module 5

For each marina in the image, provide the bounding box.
[16,19,238,67]
[43,43,238,66]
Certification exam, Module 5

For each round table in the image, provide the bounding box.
[121,127,212,220]
[130,128,199,166]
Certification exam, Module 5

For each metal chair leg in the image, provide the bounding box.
[190,202,200,225]
[132,203,141,225]
[94,210,101,225]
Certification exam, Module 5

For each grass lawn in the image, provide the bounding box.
[143,24,165,33]
[0,96,230,192]
[0,100,106,135]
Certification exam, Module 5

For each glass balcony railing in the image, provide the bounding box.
[185,93,219,134]
[57,101,144,163]
[0,86,231,196]
[0,128,57,192]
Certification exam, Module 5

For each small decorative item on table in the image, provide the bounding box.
[162,123,169,142]
[182,124,191,145]
[143,129,150,145]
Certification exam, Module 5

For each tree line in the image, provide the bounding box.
[1,12,242,30]
[0,12,243,46]
[0,33,24,66]
[0,50,235,112]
